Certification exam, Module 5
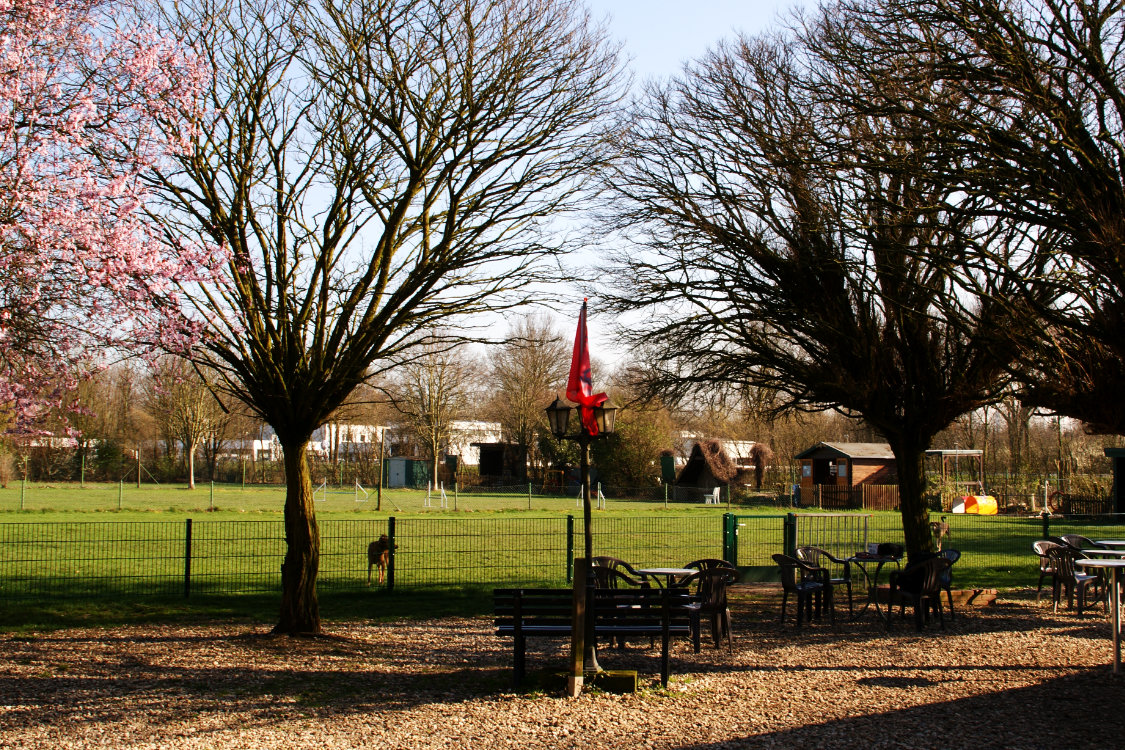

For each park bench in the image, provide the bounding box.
[493,586,698,688]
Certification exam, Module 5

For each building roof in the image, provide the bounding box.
[794,442,895,460]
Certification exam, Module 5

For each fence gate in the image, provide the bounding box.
[791,512,871,560]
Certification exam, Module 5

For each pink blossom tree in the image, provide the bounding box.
[0,0,224,433]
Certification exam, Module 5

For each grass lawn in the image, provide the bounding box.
[2,482,1120,625]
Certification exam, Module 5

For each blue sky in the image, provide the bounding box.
[585,1,801,81]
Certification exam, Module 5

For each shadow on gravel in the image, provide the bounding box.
[669,669,1125,750]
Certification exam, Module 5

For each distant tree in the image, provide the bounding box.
[604,20,1032,557]
[146,357,230,489]
[487,314,569,482]
[749,443,774,490]
[387,340,480,488]
[591,372,674,493]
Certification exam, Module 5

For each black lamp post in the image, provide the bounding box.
[546,394,617,679]
[545,395,618,562]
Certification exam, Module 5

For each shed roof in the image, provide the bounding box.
[677,440,739,485]
[794,442,895,460]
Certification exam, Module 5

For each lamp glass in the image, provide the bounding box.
[545,396,572,438]
[594,402,618,435]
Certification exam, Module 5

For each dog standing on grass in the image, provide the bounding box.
[929,516,951,551]
[367,534,394,585]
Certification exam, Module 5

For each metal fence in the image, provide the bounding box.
[4,512,1125,599]
[0,514,728,598]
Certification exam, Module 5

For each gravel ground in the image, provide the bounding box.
[1,588,1123,750]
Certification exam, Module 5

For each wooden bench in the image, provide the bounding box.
[493,586,698,688]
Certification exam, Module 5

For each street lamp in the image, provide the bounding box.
[546,394,617,679]
[545,396,618,562]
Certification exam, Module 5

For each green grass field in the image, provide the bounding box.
[0,480,742,518]
[2,482,1122,632]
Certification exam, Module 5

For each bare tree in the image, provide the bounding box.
[146,0,622,633]
[146,357,229,489]
[487,313,569,482]
[387,340,480,488]
[603,20,1031,557]
[823,0,1125,434]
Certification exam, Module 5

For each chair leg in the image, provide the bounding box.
[1036,571,1045,603]
[779,591,789,623]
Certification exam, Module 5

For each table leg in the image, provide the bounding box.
[1113,569,1121,675]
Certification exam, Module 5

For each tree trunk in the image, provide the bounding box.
[187,440,197,490]
[888,435,934,561]
[275,439,321,635]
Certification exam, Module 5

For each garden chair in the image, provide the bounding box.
[684,558,735,572]
[773,553,832,630]
[677,567,739,652]
[938,548,960,619]
[590,557,650,589]
[888,556,950,631]
[796,546,853,618]
[1059,534,1105,551]
[1047,546,1102,616]
[1032,540,1065,603]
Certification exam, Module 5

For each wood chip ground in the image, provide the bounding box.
[2,588,1123,749]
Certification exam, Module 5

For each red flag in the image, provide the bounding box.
[566,299,608,434]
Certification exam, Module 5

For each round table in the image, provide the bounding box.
[1095,540,1125,548]
[845,554,901,623]
[1075,558,1125,675]
[636,567,695,588]
[1082,548,1125,557]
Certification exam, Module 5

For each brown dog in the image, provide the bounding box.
[929,516,951,551]
[367,534,393,585]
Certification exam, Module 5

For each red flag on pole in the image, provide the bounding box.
[567,299,608,434]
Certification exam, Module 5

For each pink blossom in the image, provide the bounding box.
[0,0,227,434]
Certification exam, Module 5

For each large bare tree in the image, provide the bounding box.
[603,21,1034,557]
[148,0,623,633]
[823,0,1125,433]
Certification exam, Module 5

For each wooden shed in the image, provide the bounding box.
[795,442,897,489]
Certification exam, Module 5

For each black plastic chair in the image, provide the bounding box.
[1047,546,1102,616]
[684,558,735,572]
[1059,534,1105,551]
[678,567,739,652]
[773,553,832,630]
[1032,540,1065,603]
[938,548,960,619]
[590,557,650,589]
[889,556,950,631]
[796,546,853,618]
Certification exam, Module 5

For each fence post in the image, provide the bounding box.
[722,513,738,567]
[566,515,575,583]
[783,513,798,557]
[528,483,532,510]
[118,479,123,511]
[183,518,193,599]
[1041,510,1050,540]
[387,516,396,591]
